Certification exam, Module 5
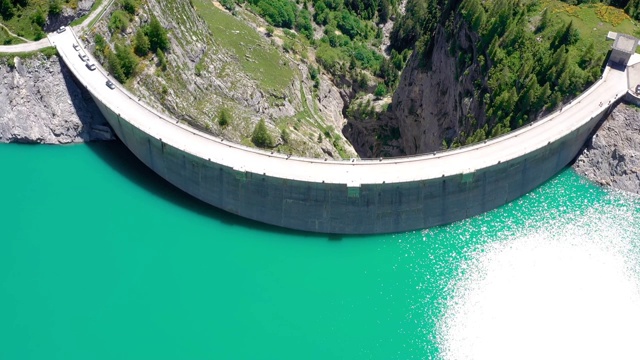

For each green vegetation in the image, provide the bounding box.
[0,0,66,40]
[99,1,168,84]
[215,0,403,98]
[134,28,149,56]
[251,119,274,147]
[191,0,294,92]
[391,0,640,145]
[108,9,129,34]
[0,24,24,44]
[218,108,231,127]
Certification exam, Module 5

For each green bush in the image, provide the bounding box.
[156,48,167,70]
[220,0,235,11]
[115,43,139,79]
[250,0,296,28]
[251,119,274,148]
[95,34,107,53]
[145,17,170,52]
[120,0,138,15]
[31,9,46,28]
[48,0,62,16]
[134,29,150,56]
[374,83,387,97]
[108,10,130,34]
[107,51,126,83]
[218,108,231,127]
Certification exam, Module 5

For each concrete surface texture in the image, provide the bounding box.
[49,28,629,234]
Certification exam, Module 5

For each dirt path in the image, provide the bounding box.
[0,23,31,43]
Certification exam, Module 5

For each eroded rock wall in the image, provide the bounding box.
[573,103,640,194]
[0,55,113,144]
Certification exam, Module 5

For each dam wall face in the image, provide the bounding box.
[91,96,608,234]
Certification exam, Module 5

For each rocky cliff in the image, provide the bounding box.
[573,103,640,195]
[389,21,486,155]
[345,17,487,157]
[0,54,113,144]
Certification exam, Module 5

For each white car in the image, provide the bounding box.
[78,53,89,62]
[72,43,80,51]
[56,26,66,34]
[86,63,96,71]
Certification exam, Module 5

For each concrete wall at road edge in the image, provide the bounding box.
[91,95,611,234]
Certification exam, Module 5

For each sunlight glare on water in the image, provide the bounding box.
[437,194,640,360]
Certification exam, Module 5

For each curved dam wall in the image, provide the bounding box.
[90,97,609,234]
[51,29,624,234]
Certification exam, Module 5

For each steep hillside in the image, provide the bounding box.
[86,0,357,159]
[351,0,640,156]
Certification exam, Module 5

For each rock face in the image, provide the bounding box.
[345,16,487,157]
[573,103,640,194]
[45,0,95,32]
[0,54,114,144]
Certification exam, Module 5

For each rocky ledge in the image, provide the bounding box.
[573,102,640,195]
[0,54,113,144]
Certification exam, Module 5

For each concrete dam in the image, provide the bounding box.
[50,29,630,234]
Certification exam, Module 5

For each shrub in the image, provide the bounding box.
[95,34,107,53]
[107,51,126,82]
[48,0,62,16]
[156,48,167,70]
[374,83,387,97]
[121,0,138,15]
[145,17,170,52]
[218,108,231,127]
[108,10,130,34]
[32,9,46,28]
[251,119,274,148]
[220,0,235,11]
[134,29,150,56]
[115,44,139,79]
[266,25,275,36]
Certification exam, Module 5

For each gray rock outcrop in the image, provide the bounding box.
[573,103,640,194]
[0,54,113,144]
[45,0,95,32]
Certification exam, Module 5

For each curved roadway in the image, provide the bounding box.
[50,28,628,187]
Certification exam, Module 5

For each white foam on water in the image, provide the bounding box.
[437,198,640,360]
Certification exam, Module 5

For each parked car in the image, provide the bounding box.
[78,54,89,62]
[86,63,96,71]
[73,43,80,51]
[56,26,66,34]
[636,84,640,95]
[106,80,115,89]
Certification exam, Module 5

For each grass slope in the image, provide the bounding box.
[191,0,294,93]
[542,1,640,54]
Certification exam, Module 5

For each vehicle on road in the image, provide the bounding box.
[73,43,80,51]
[106,80,115,89]
[56,26,66,34]
[79,54,89,62]
[86,63,96,71]
[636,84,640,95]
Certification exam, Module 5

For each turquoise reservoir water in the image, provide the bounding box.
[2,142,640,359]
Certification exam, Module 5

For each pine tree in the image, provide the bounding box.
[146,17,170,53]
[134,29,150,57]
[251,119,274,148]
